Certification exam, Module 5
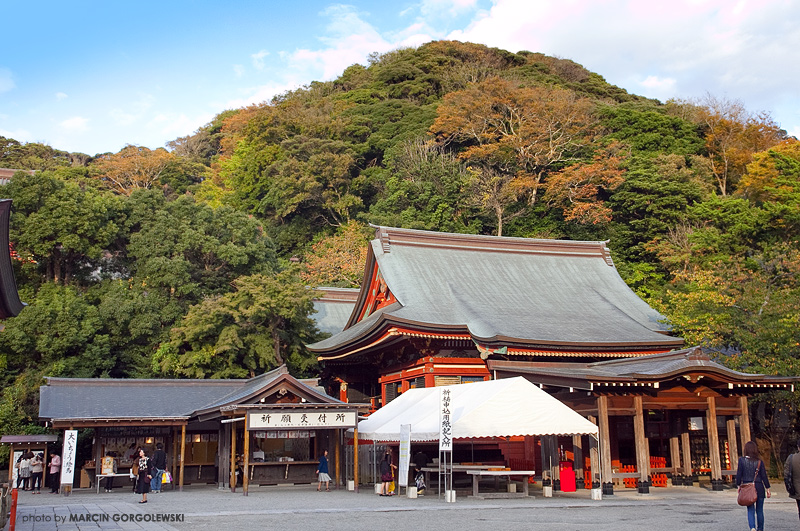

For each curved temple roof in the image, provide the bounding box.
[310,226,683,357]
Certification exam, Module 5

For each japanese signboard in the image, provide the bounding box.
[398,424,411,487]
[60,429,78,486]
[247,409,357,430]
[439,388,452,452]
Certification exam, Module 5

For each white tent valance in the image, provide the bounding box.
[357,377,598,442]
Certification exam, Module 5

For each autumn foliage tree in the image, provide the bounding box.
[91,145,177,195]
[300,221,372,288]
[544,143,626,224]
[692,95,785,196]
[430,77,595,234]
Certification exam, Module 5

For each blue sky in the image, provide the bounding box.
[2,0,798,155]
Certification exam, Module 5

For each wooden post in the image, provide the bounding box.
[706,397,722,487]
[588,416,600,488]
[353,427,359,492]
[739,396,752,447]
[230,421,237,493]
[573,434,584,485]
[669,436,681,475]
[93,431,103,492]
[549,435,560,488]
[179,424,186,492]
[171,427,179,484]
[217,425,227,489]
[597,396,613,493]
[633,396,650,486]
[681,430,692,477]
[243,414,250,496]
[727,418,739,471]
[335,429,341,488]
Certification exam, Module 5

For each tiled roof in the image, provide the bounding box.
[312,287,359,335]
[310,226,683,355]
[486,347,799,386]
[38,366,341,422]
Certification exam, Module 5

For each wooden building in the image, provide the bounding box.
[38,366,367,494]
[308,226,796,493]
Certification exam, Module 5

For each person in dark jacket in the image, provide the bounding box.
[150,443,167,493]
[736,440,771,531]
[316,449,331,491]
[785,439,800,521]
[379,449,397,496]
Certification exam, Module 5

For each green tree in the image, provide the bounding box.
[6,171,122,285]
[154,270,320,378]
[0,283,111,379]
[366,138,479,233]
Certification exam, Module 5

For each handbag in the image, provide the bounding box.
[737,461,760,506]
[162,471,172,484]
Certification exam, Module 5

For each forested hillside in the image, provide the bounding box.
[1,41,798,446]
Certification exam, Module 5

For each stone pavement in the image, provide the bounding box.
[10,481,800,531]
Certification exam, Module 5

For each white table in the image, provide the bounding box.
[466,469,537,498]
[95,473,131,493]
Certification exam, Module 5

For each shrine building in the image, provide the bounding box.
[308,225,796,493]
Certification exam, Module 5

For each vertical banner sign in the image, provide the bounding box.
[61,430,78,487]
[439,388,452,452]
[398,424,411,487]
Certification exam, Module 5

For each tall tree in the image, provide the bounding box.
[6,171,122,285]
[91,145,177,195]
[154,270,320,378]
[430,77,595,234]
[693,95,784,196]
[301,221,372,288]
[544,143,626,224]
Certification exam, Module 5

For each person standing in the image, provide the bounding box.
[316,449,331,491]
[736,440,771,531]
[413,450,428,495]
[785,439,800,521]
[135,448,153,504]
[48,452,61,493]
[379,450,396,496]
[102,452,118,492]
[30,453,44,494]
[150,443,167,493]
[18,452,33,491]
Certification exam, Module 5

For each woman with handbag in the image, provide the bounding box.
[736,440,771,531]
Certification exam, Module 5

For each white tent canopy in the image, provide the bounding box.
[357,377,598,442]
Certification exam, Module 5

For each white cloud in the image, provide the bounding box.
[0,68,15,93]
[637,75,677,100]
[233,64,244,78]
[445,0,800,118]
[284,4,394,80]
[109,93,156,127]
[110,108,139,127]
[55,92,68,100]
[0,127,31,142]
[420,0,480,18]
[251,50,269,70]
[59,116,89,131]
[149,111,216,142]
[225,80,305,109]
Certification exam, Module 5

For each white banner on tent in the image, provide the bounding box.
[61,430,78,486]
[439,388,452,452]
[398,424,411,487]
